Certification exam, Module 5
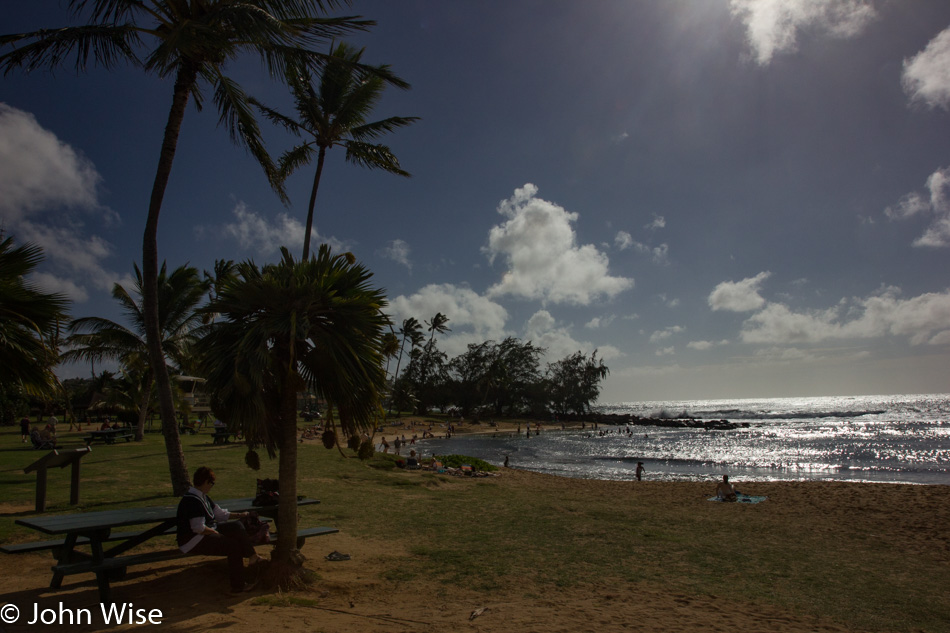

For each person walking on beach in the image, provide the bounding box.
[636,462,646,481]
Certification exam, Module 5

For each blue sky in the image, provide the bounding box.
[2,1,950,402]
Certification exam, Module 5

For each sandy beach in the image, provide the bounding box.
[1,460,948,633]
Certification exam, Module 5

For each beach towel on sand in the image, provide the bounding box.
[708,493,768,504]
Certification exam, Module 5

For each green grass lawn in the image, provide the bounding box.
[1,424,948,633]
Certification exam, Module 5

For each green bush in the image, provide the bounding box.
[434,454,498,471]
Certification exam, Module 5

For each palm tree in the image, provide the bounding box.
[0,236,70,395]
[253,41,419,260]
[425,312,450,344]
[196,245,388,576]
[1,1,376,494]
[64,263,208,440]
[387,317,423,414]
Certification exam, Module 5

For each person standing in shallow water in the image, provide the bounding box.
[636,462,646,481]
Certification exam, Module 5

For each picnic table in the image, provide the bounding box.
[211,429,233,445]
[4,497,332,602]
[84,428,133,446]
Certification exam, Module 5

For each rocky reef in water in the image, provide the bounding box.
[557,412,750,431]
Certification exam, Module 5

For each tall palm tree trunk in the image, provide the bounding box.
[301,147,327,260]
[387,338,408,415]
[274,383,300,566]
[135,376,153,442]
[143,62,198,496]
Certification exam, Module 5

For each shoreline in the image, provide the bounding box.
[370,414,950,487]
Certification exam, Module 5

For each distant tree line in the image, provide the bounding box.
[388,314,609,419]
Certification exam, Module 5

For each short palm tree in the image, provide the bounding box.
[0,236,70,395]
[196,245,388,574]
[1,0,377,494]
[64,263,207,440]
[253,41,419,259]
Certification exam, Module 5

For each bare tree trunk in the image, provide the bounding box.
[142,62,198,496]
[134,377,153,442]
[274,383,300,565]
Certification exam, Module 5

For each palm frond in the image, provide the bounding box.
[349,115,421,142]
[344,142,410,176]
[0,24,141,74]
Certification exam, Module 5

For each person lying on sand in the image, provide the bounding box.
[715,475,738,502]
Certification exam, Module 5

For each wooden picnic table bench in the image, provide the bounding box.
[211,429,233,445]
[84,428,133,446]
[4,497,333,602]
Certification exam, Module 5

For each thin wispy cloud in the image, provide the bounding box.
[379,238,412,271]
[219,202,306,255]
[649,326,685,344]
[885,166,950,248]
[687,339,729,351]
[645,214,666,230]
[614,229,668,265]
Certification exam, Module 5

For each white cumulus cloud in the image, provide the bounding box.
[709,272,772,312]
[484,184,633,305]
[0,103,124,302]
[739,287,950,346]
[903,25,950,110]
[216,202,347,256]
[729,0,877,65]
[389,283,509,357]
[524,310,622,362]
[0,103,102,221]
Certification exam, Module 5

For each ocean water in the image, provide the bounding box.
[415,394,950,485]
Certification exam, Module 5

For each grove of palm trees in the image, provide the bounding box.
[0,3,609,586]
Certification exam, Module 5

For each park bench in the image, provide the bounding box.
[211,430,233,445]
[3,497,336,602]
[0,525,178,555]
[46,525,338,601]
[84,428,133,446]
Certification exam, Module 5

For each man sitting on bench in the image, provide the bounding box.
[176,466,263,594]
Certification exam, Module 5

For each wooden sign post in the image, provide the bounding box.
[24,447,92,512]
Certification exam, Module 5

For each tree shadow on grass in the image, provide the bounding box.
[2,557,256,631]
